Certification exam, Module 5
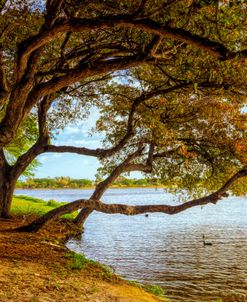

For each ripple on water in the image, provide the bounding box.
[15,188,247,302]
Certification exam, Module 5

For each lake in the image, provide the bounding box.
[15,188,247,302]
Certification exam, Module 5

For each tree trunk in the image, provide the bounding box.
[73,182,108,228]
[73,148,146,228]
[73,207,92,228]
[0,149,19,218]
[0,169,15,218]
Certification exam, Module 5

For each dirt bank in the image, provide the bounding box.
[0,216,167,302]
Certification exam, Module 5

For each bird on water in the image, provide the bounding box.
[202,234,212,246]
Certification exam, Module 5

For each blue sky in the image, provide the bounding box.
[35,106,143,180]
[36,110,102,179]
[35,109,142,180]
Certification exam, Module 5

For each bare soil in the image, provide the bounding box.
[0,216,165,302]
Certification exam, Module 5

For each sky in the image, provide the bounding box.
[36,109,102,180]
[35,109,141,180]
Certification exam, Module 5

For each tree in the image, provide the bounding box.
[19,70,247,231]
[0,0,246,223]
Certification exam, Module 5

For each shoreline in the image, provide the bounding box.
[0,195,169,302]
[15,186,166,190]
[1,195,170,301]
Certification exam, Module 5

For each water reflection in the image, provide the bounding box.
[15,188,247,302]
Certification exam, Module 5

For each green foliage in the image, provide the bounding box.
[11,195,75,218]
[96,63,247,197]
[15,195,46,204]
[127,280,170,300]
[16,176,163,189]
[47,199,60,207]
[3,114,40,177]
[16,177,94,189]
[64,251,114,280]
[0,0,246,208]
[143,284,166,298]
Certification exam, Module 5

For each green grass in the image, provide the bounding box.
[64,251,114,280]
[143,284,166,298]
[127,280,170,300]
[11,195,75,218]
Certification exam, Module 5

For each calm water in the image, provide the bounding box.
[15,188,247,302]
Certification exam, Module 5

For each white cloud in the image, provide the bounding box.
[74,139,100,147]
[63,126,80,134]
[39,155,48,162]
[52,154,63,158]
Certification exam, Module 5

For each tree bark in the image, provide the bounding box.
[73,147,146,228]
[0,177,15,218]
[14,168,247,233]
[0,155,16,218]
[73,207,93,229]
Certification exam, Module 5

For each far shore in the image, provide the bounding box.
[0,195,168,302]
[15,185,167,190]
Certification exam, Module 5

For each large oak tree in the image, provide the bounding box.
[0,0,246,228]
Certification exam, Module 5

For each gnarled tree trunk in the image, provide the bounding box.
[0,159,16,218]
[73,146,150,228]
[0,178,15,218]
[0,143,40,218]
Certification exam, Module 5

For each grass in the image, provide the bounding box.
[65,251,171,300]
[144,284,166,298]
[10,195,170,301]
[127,280,170,301]
[64,251,114,281]
[11,195,76,219]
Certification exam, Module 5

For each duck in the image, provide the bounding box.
[202,235,212,246]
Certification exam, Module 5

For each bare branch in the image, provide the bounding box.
[10,96,53,179]
[25,53,152,111]
[16,14,247,81]
[0,42,9,108]
[135,0,148,16]
[16,168,247,232]
[73,145,145,226]
[91,146,145,200]
[38,95,53,138]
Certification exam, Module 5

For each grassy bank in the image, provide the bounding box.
[11,195,75,218]
[1,195,171,302]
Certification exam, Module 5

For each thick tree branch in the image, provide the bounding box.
[0,42,9,108]
[91,146,145,200]
[10,96,52,179]
[25,53,152,111]
[38,95,53,138]
[16,14,246,79]
[73,145,146,226]
[0,53,153,148]
[0,148,8,169]
[16,168,247,232]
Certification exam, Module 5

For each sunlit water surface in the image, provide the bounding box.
[15,188,247,302]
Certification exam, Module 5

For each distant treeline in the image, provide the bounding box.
[16,177,162,189]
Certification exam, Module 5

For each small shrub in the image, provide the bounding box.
[47,199,60,207]
[65,251,89,270]
[127,280,142,288]
[143,284,166,298]
[128,280,170,300]
[64,251,114,280]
